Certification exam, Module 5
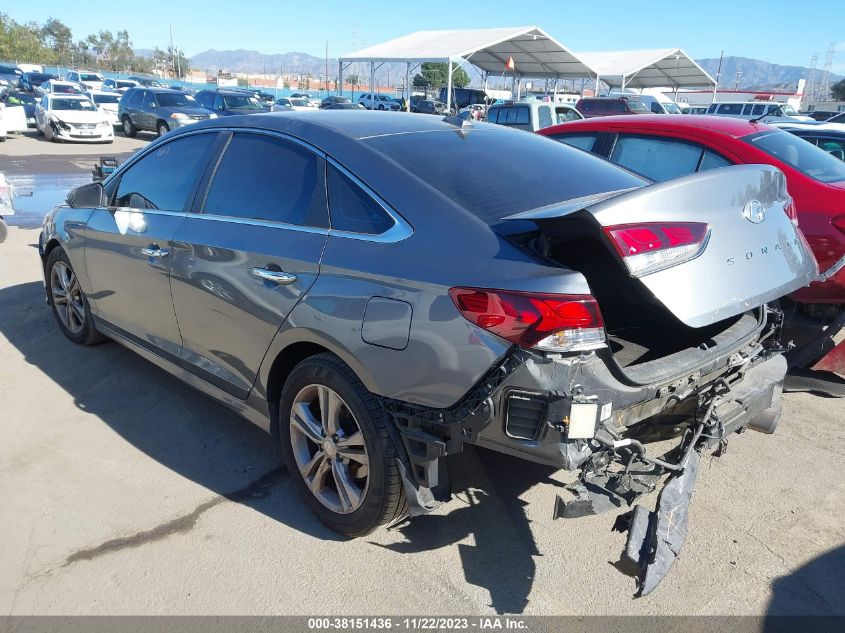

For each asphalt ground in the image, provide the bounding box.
[0,142,844,617]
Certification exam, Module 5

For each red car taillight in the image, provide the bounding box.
[449,287,605,352]
[833,214,845,236]
[603,222,710,276]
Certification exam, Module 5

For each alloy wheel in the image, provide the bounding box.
[123,118,132,135]
[289,384,370,514]
[50,261,85,334]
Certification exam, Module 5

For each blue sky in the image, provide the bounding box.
[12,1,845,72]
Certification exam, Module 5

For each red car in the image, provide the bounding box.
[539,115,845,306]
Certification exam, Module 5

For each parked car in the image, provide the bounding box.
[194,89,271,116]
[85,91,122,127]
[438,87,490,110]
[539,115,845,371]
[3,91,37,126]
[103,78,141,93]
[41,111,817,594]
[576,96,651,118]
[0,99,28,134]
[320,95,350,109]
[705,101,813,123]
[358,93,400,111]
[411,99,446,115]
[235,87,276,105]
[486,100,583,131]
[687,106,709,115]
[774,123,845,161]
[18,72,56,92]
[127,75,166,88]
[0,63,22,87]
[607,93,680,114]
[826,112,845,124]
[65,70,105,92]
[119,87,216,137]
[273,97,311,112]
[37,80,83,97]
[290,92,320,107]
[35,94,113,143]
[805,110,839,121]
[323,102,364,110]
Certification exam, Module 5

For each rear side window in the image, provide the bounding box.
[609,135,705,182]
[717,104,743,115]
[327,166,395,234]
[115,134,216,210]
[202,133,329,227]
[752,104,765,116]
[742,104,754,115]
[515,106,530,125]
[707,104,717,113]
[552,133,599,152]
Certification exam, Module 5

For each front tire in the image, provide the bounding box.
[122,116,137,137]
[156,120,169,137]
[45,248,106,345]
[279,353,407,536]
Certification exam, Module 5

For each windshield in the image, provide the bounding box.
[52,84,81,94]
[157,93,196,107]
[80,73,103,81]
[625,99,651,113]
[93,94,120,104]
[51,98,97,111]
[743,129,845,184]
[663,103,682,114]
[777,104,800,116]
[223,95,264,109]
[117,81,137,88]
[289,98,308,107]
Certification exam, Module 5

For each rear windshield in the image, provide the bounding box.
[743,129,845,184]
[223,95,263,109]
[93,94,120,104]
[116,81,137,88]
[365,127,645,223]
[51,99,97,111]
[53,84,81,93]
[80,73,103,81]
[157,92,196,107]
[625,99,651,113]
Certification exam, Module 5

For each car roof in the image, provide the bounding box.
[145,87,187,94]
[543,114,771,138]
[199,89,249,95]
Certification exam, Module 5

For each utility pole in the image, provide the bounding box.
[734,71,742,91]
[169,22,175,78]
[713,50,723,101]
[325,40,329,93]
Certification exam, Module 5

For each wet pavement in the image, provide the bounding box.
[1,172,92,228]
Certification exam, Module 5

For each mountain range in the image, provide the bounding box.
[183,49,841,92]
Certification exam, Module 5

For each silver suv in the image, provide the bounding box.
[40,111,816,594]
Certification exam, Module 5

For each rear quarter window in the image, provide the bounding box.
[551,133,599,152]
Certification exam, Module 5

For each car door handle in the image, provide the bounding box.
[141,246,169,258]
[250,267,297,285]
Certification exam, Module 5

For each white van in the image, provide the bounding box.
[607,92,682,114]
[706,101,813,123]
[486,100,583,131]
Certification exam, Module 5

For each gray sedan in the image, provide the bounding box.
[40,111,816,593]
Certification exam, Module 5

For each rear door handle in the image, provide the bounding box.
[251,267,297,285]
[141,246,169,258]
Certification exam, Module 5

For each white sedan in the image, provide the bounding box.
[85,90,122,127]
[35,95,113,143]
[273,97,311,112]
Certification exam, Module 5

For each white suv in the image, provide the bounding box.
[358,93,400,111]
[65,70,105,91]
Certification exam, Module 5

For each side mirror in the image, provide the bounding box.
[67,182,105,208]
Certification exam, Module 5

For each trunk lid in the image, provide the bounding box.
[505,165,818,328]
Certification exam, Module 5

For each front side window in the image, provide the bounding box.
[222,94,263,109]
[752,104,765,116]
[327,165,395,234]
[114,134,216,211]
[609,135,705,182]
[202,133,329,227]
[743,129,845,184]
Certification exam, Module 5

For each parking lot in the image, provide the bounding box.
[1,142,845,617]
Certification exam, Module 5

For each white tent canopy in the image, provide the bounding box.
[339,26,596,110]
[576,48,714,90]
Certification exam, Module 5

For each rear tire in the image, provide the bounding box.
[122,116,137,138]
[279,353,407,536]
[45,247,107,346]
[0,218,7,244]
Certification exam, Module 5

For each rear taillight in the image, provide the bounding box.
[449,287,605,352]
[833,214,845,236]
[603,222,710,277]
[784,196,799,225]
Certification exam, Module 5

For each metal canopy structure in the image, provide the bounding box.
[575,49,715,91]
[338,26,596,111]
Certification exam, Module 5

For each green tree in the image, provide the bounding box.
[419,62,470,89]
[832,79,845,101]
[39,17,72,63]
